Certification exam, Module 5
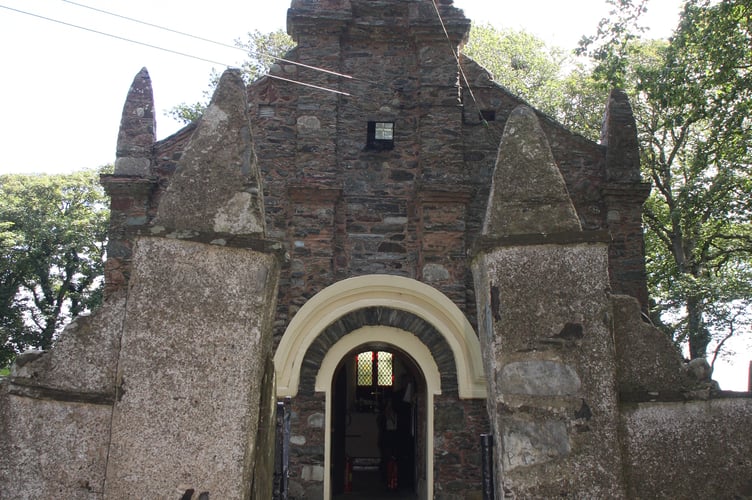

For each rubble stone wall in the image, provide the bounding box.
[621,398,752,499]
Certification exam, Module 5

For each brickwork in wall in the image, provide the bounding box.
[104,4,648,329]
[101,1,649,497]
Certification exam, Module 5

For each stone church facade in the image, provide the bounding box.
[2,1,751,499]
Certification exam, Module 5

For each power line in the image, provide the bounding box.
[268,75,350,96]
[61,0,368,84]
[0,3,350,97]
[0,4,231,67]
[3,1,477,103]
[62,0,241,52]
[430,0,485,124]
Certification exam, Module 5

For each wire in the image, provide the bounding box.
[61,0,368,84]
[2,1,478,103]
[430,0,485,124]
[61,0,240,52]
[268,75,351,96]
[0,3,350,97]
[0,4,231,67]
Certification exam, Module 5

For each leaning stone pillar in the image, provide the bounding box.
[103,69,282,498]
[472,106,626,498]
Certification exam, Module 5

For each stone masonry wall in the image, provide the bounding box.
[621,398,752,498]
[474,106,626,498]
[96,1,651,498]
[1,69,283,500]
[103,1,649,350]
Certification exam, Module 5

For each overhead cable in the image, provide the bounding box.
[268,75,351,96]
[61,0,365,83]
[0,3,349,97]
[430,0,485,122]
[0,4,230,67]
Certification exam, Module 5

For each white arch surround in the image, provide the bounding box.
[274,274,487,399]
[316,326,440,500]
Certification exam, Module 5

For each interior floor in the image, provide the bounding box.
[333,470,417,499]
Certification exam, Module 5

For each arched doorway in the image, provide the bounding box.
[274,275,487,499]
[316,326,441,500]
[330,345,422,497]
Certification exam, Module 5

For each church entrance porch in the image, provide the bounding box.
[273,275,488,499]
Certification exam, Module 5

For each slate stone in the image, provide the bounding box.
[499,360,581,397]
[502,418,571,470]
[602,89,642,183]
[115,67,155,176]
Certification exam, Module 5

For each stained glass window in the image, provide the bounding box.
[356,351,393,387]
[357,351,373,386]
[377,351,393,386]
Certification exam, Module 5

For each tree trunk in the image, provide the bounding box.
[687,295,710,359]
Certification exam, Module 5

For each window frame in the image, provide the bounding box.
[366,121,395,150]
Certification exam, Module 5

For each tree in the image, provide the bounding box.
[165,68,222,124]
[576,0,649,89]
[462,24,607,140]
[0,169,109,366]
[582,0,752,362]
[167,29,295,124]
[236,29,296,83]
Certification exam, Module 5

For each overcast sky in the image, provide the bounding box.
[0,0,684,174]
[1,1,746,388]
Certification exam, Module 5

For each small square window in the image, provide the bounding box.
[375,122,394,140]
[367,121,395,150]
[258,105,275,118]
[480,110,496,122]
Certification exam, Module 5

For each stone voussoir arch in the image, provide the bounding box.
[274,274,487,399]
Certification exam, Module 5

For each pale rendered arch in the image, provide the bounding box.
[274,274,487,399]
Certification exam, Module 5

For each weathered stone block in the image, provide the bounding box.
[501,417,571,470]
[499,361,581,397]
[621,398,752,499]
[0,385,111,498]
[9,294,126,396]
[156,70,266,237]
[104,237,279,498]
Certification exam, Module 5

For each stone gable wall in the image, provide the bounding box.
[3,3,751,499]
[95,3,651,497]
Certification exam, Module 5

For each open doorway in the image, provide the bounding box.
[331,347,423,499]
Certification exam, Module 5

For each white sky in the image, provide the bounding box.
[0,0,748,389]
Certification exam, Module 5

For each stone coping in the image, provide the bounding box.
[4,378,117,405]
[620,389,752,404]
[473,230,612,254]
[140,228,287,258]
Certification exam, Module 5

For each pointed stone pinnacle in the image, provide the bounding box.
[155,69,266,237]
[114,67,155,176]
[601,89,641,183]
[482,105,581,237]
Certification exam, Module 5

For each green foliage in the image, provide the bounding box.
[236,29,296,83]
[464,24,567,111]
[585,0,752,361]
[167,30,295,124]
[466,1,751,362]
[0,168,109,367]
[576,0,649,89]
[463,24,607,140]
[165,68,222,125]
[165,101,210,125]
